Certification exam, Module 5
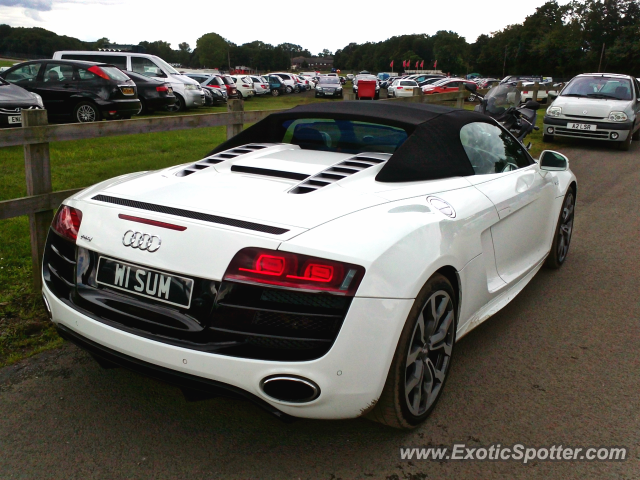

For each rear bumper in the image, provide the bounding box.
[96,98,141,116]
[43,279,412,420]
[543,116,633,141]
[56,322,295,421]
[146,96,177,110]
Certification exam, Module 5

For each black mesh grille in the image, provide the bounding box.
[245,336,328,350]
[252,311,340,335]
[259,289,346,309]
[43,230,76,298]
[91,194,289,235]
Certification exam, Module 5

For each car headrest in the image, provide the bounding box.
[291,126,327,150]
[47,70,59,82]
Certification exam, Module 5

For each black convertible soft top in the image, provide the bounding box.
[209,101,498,182]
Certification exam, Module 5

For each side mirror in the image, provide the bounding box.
[464,82,477,93]
[524,100,540,110]
[539,150,569,171]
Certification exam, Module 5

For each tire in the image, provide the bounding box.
[174,94,186,112]
[543,134,554,142]
[294,85,300,93]
[285,86,293,94]
[136,98,146,115]
[271,89,280,97]
[618,132,632,151]
[544,188,575,269]
[73,101,101,123]
[367,273,457,429]
[120,114,132,120]
[237,91,244,99]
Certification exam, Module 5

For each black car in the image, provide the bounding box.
[315,76,343,99]
[0,77,43,127]
[0,60,141,123]
[123,71,176,114]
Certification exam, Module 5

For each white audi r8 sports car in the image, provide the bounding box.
[43,102,576,429]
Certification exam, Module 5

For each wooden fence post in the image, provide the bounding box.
[456,84,466,108]
[532,81,539,102]
[22,109,52,291]
[412,87,424,103]
[227,99,244,140]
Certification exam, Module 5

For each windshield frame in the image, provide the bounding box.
[561,76,633,101]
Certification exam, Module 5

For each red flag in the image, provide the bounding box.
[415,60,419,69]
[420,60,424,68]
[402,60,405,68]
[434,60,437,69]
[390,60,394,68]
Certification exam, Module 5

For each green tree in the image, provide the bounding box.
[196,32,229,68]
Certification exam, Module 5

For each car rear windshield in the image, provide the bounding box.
[220,76,234,85]
[562,76,633,100]
[281,119,408,154]
[321,77,340,84]
[100,66,130,81]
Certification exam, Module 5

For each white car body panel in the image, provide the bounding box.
[44,122,576,421]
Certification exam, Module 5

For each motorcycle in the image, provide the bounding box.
[464,82,540,148]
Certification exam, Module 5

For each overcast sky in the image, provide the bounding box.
[1,0,570,55]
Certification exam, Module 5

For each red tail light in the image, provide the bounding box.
[522,91,529,94]
[397,86,403,89]
[224,247,365,296]
[87,65,110,80]
[156,85,169,92]
[52,205,83,242]
[242,84,251,88]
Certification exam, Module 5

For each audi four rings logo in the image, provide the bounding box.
[122,230,162,252]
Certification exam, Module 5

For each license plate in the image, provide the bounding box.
[121,87,135,95]
[96,256,194,309]
[8,115,21,124]
[567,123,597,131]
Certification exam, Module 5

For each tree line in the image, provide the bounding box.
[1,0,639,77]
[335,0,640,78]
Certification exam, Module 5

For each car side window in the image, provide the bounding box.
[460,122,532,175]
[76,68,98,81]
[131,57,163,77]
[43,63,74,83]
[5,63,42,84]
[634,79,640,100]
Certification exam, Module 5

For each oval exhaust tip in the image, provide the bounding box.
[261,375,320,403]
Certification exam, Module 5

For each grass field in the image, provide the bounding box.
[0,87,565,366]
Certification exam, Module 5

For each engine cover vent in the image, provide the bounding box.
[289,154,389,194]
[175,144,274,177]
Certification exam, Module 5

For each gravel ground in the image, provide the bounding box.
[0,139,638,479]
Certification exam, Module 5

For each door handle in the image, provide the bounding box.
[515,173,535,193]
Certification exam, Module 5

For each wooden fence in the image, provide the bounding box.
[0,82,560,289]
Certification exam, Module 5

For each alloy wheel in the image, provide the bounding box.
[404,290,454,416]
[77,105,96,122]
[557,192,574,263]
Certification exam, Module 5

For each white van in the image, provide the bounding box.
[53,51,204,111]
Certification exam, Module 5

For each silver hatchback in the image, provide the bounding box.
[543,73,640,150]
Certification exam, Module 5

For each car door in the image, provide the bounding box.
[461,122,557,284]
[2,62,43,92]
[37,63,78,116]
